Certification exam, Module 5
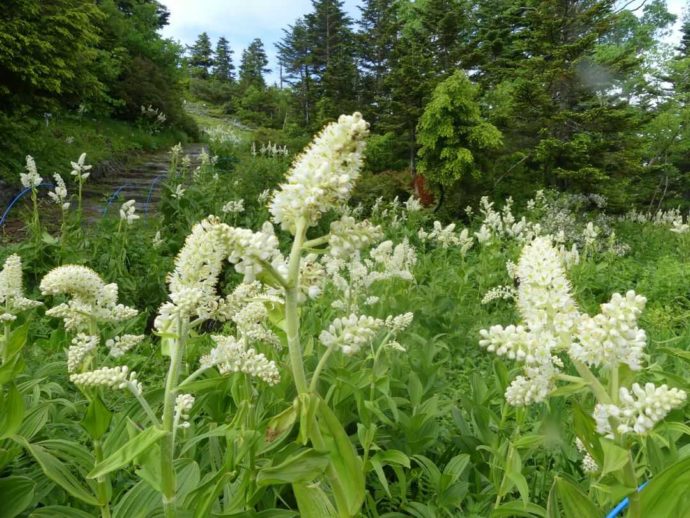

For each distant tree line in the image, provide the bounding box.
[189,0,690,210]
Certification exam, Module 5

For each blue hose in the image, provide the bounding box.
[605,481,649,518]
[144,174,165,216]
[102,184,132,216]
[0,183,55,226]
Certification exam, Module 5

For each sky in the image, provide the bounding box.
[158,0,687,85]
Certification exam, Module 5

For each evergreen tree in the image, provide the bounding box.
[188,32,214,78]
[214,36,235,82]
[305,0,358,122]
[679,8,690,57]
[357,0,400,124]
[239,38,270,89]
[277,18,315,125]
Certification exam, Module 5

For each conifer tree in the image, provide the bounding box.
[239,38,270,89]
[277,18,314,124]
[188,32,214,79]
[213,36,235,82]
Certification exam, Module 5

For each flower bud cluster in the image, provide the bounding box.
[319,314,385,356]
[40,265,138,332]
[174,393,195,429]
[328,216,383,258]
[419,222,474,255]
[120,200,139,225]
[575,438,599,474]
[481,285,516,305]
[67,334,99,373]
[70,365,142,395]
[222,200,245,214]
[48,173,70,210]
[21,155,43,188]
[594,383,686,437]
[200,335,280,385]
[214,222,282,280]
[70,153,92,181]
[269,112,369,233]
[571,291,647,370]
[0,254,42,322]
[106,334,145,358]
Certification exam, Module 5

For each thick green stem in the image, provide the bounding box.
[1,323,9,364]
[572,360,613,405]
[94,440,111,518]
[285,218,309,394]
[160,324,187,518]
[622,450,641,518]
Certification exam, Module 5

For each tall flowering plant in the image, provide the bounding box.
[479,236,687,515]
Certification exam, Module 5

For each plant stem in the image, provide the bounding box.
[309,343,337,393]
[1,322,9,364]
[285,217,308,394]
[572,360,613,404]
[622,450,641,518]
[94,440,111,518]
[160,323,187,518]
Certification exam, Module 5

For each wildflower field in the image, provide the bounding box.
[1,110,690,518]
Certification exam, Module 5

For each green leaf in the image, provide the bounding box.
[5,323,29,360]
[12,436,99,506]
[375,449,411,468]
[600,439,629,477]
[0,383,24,439]
[80,395,112,440]
[0,476,35,518]
[491,501,546,517]
[641,455,690,515]
[259,403,297,454]
[317,398,366,516]
[29,507,95,518]
[256,448,329,486]
[0,355,24,386]
[293,483,337,518]
[548,477,599,518]
[88,426,167,479]
[112,479,160,518]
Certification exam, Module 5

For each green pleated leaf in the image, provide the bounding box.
[5,323,29,360]
[0,476,35,518]
[112,479,160,518]
[0,383,25,439]
[491,501,546,517]
[293,483,337,518]
[641,455,690,515]
[547,477,599,518]
[317,398,365,517]
[80,395,112,440]
[88,426,167,479]
[12,436,99,506]
[29,506,95,518]
[256,448,329,486]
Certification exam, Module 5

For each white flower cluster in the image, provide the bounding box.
[152,231,164,249]
[419,221,474,255]
[222,200,245,214]
[70,153,92,181]
[48,173,70,210]
[40,265,138,332]
[106,334,145,358]
[623,207,689,234]
[481,285,516,305]
[594,383,686,437]
[582,222,600,247]
[200,335,280,385]
[575,438,599,474]
[480,237,686,436]
[231,301,281,349]
[67,334,99,373]
[404,196,423,212]
[171,185,185,199]
[174,393,195,429]
[319,314,385,356]
[0,255,42,323]
[269,112,369,233]
[215,222,282,280]
[473,197,540,245]
[120,200,139,225]
[570,291,647,371]
[328,216,383,258]
[70,365,142,395]
[21,155,43,189]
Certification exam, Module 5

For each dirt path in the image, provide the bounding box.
[1,143,204,238]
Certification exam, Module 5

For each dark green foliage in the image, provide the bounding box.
[239,38,271,90]
[418,71,503,187]
[187,32,214,79]
[213,36,235,82]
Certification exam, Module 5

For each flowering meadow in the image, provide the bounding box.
[2,113,690,518]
